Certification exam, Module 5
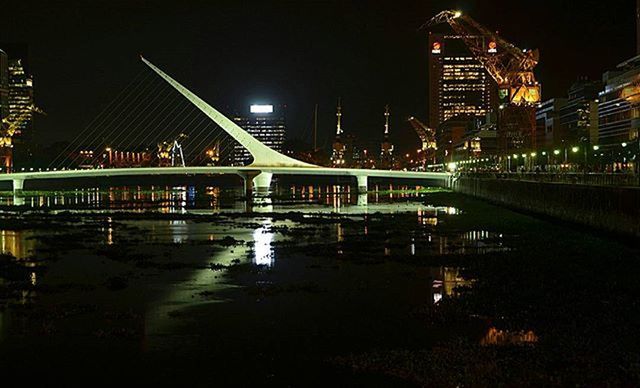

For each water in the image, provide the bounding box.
[0,184,637,386]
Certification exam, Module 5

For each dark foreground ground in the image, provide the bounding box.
[0,190,639,387]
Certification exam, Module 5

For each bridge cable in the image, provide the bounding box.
[61,74,167,168]
[49,69,150,168]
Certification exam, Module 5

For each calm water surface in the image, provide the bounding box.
[1,184,630,386]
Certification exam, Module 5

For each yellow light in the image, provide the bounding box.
[571,146,579,153]
[453,11,462,18]
[553,150,560,155]
[530,152,536,157]
[447,162,457,171]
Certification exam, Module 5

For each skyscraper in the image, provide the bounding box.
[428,32,496,130]
[8,58,34,142]
[231,104,286,166]
[0,49,8,123]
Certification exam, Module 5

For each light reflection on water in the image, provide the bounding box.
[0,184,494,346]
[0,184,438,211]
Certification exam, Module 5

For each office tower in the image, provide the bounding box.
[232,104,286,166]
[428,32,496,130]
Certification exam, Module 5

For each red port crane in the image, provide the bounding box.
[423,10,541,152]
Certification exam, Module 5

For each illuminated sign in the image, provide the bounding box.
[431,42,442,54]
[488,41,497,53]
[250,104,273,113]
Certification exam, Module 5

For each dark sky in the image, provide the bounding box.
[1,0,636,150]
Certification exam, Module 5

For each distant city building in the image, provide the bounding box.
[535,79,602,150]
[598,55,640,146]
[231,104,286,166]
[379,105,394,168]
[536,98,568,149]
[331,99,346,167]
[0,49,8,122]
[428,32,497,130]
[8,58,34,142]
[559,79,601,146]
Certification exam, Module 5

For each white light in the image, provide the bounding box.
[250,104,273,113]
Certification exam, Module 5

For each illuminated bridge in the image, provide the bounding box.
[0,57,450,194]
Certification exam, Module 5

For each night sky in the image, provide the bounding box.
[1,0,636,150]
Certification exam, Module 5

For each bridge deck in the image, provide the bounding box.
[0,166,448,182]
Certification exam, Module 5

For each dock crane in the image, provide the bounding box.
[422,10,541,152]
[408,116,437,165]
[0,105,45,172]
[157,133,187,167]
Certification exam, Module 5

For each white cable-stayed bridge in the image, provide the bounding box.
[0,57,450,194]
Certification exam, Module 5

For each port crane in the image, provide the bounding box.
[0,105,45,172]
[157,133,187,167]
[423,10,541,151]
[408,117,437,165]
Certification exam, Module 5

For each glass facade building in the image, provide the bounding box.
[598,56,640,145]
[428,33,496,129]
[8,58,34,142]
[231,104,286,166]
[0,49,8,122]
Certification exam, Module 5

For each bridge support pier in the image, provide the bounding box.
[240,171,273,197]
[12,178,24,194]
[252,171,273,196]
[355,175,368,193]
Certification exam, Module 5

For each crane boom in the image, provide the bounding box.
[422,10,540,106]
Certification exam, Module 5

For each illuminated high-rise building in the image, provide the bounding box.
[231,104,286,166]
[428,32,497,130]
[8,58,34,142]
[0,49,8,122]
[598,56,640,146]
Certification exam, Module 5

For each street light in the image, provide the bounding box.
[553,150,560,155]
[593,145,600,151]
[571,146,579,153]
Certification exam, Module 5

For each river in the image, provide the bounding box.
[0,183,638,386]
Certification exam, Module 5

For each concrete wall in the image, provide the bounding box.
[452,177,640,237]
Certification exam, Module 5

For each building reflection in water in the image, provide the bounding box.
[253,219,274,266]
[431,267,472,304]
[480,327,538,346]
[0,229,36,259]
